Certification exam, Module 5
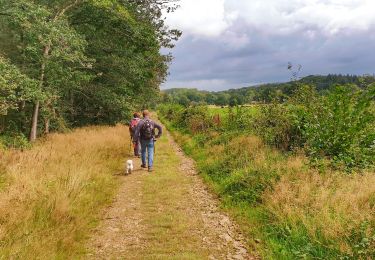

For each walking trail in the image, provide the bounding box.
[86,122,255,259]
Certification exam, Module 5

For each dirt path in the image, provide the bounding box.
[86,125,255,259]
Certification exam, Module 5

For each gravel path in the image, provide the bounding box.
[86,126,256,259]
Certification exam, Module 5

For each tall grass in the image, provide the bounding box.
[158,104,375,259]
[0,125,127,258]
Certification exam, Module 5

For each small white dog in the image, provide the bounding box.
[126,160,134,175]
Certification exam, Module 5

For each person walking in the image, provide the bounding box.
[129,112,141,157]
[133,110,162,172]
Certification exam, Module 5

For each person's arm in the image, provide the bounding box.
[154,122,163,138]
[133,120,143,143]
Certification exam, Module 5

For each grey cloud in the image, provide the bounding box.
[163,21,375,91]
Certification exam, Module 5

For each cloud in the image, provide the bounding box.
[168,0,375,37]
[166,0,233,37]
[163,0,375,91]
[226,0,375,35]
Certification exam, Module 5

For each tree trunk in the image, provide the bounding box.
[29,100,40,142]
[44,117,50,135]
[29,44,50,142]
[28,1,80,142]
[18,100,26,133]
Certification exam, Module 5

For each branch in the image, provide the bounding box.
[53,0,80,21]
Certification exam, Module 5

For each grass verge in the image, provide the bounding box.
[159,114,375,259]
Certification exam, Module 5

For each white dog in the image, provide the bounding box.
[126,160,134,175]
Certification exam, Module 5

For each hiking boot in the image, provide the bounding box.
[148,167,153,172]
[141,164,147,169]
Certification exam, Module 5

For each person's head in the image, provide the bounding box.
[142,110,150,118]
[133,112,140,118]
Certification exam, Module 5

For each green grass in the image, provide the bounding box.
[140,134,208,259]
[159,110,375,259]
[207,105,259,119]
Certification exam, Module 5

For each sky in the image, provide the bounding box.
[162,0,375,91]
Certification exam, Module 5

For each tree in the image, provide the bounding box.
[68,0,177,124]
[0,0,181,143]
[0,56,38,117]
[1,0,90,141]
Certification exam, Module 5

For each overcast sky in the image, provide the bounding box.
[161,0,375,91]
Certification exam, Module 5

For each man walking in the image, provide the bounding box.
[133,110,162,172]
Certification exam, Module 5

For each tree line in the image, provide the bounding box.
[162,74,375,106]
[0,0,180,145]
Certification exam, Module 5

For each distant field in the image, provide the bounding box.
[207,105,260,119]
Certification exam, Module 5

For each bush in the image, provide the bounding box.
[254,103,303,151]
[0,133,31,149]
[224,106,254,133]
[254,84,375,169]
[302,85,375,169]
[158,104,212,134]
[157,103,185,123]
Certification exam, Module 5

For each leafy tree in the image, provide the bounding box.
[1,0,90,140]
[0,56,39,117]
[0,0,180,144]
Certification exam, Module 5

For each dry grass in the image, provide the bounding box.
[181,132,375,256]
[264,157,375,252]
[220,136,375,256]
[160,108,375,257]
[0,125,128,259]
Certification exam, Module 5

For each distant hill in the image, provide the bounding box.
[162,74,375,106]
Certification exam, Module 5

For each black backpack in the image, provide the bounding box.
[141,119,154,140]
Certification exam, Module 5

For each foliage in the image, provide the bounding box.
[302,85,375,169]
[162,74,375,107]
[0,132,31,149]
[0,0,180,141]
[253,84,375,169]
[254,103,303,151]
[0,56,39,116]
[159,104,375,259]
[223,106,255,132]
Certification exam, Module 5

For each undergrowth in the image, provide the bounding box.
[158,102,375,259]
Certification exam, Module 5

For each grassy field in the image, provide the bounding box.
[0,125,127,258]
[207,105,259,118]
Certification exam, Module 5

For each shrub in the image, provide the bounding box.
[157,103,185,124]
[254,84,375,169]
[181,106,212,133]
[254,103,303,151]
[224,106,254,133]
[0,133,31,149]
[302,85,375,169]
[158,104,213,134]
